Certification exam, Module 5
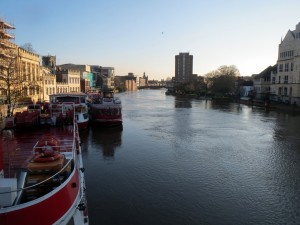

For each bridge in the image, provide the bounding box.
[138,86,166,90]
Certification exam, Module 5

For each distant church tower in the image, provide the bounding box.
[175,52,193,82]
[42,55,56,74]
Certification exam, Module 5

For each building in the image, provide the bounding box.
[175,52,193,82]
[58,63,92,92]
[41,66,56,102]
[0,18,16,116]
[270,22,300,105]
[18,47,41,103]
[56,68,80,93]
[0,18,15,103]
[253,65,276,100]
[82,71,94,92]
[1,18,43,106]
[42,55,56,75]
[139,72,148,87]
[115,73,137,91]
[91,66,115,90]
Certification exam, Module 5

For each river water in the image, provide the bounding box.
[80,89,300,225]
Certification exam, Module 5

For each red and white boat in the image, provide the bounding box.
[87,89,122,127]
[49,93,89,129]
[0,111,89,224]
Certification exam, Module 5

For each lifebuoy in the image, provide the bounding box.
[33,136,61,163]
[34,137,60,153]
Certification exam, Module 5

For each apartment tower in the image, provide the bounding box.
[175,52,193,82]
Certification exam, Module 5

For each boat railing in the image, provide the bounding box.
[0,155,75,197]
[0,129,79,202]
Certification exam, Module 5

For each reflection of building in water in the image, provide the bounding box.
[91,126,122,158]
[174,97,192,108]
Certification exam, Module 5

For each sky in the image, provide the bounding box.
[1,0,300,80]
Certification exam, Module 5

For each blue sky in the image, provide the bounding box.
[1,0,300,80]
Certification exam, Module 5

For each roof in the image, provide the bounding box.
[254,64,277,79]
[49,92,87,97]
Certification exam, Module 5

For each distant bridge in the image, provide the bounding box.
[138,86,166,90]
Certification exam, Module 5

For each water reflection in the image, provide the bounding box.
[174,97,192,108]
[83,90,300,225]
[90,126,123,158]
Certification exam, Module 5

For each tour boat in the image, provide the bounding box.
[0,108,89,224]
[49,93,89,129]
[87,89,122,127]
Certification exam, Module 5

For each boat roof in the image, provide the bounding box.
[49,92,87,97]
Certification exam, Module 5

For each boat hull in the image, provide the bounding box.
[0,170,81,225]
[78,120,89,129]
[89,104,122,127]
[0,123,89,225]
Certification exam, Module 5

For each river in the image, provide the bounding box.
[80,89,300,225]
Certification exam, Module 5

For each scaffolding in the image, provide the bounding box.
[0,18,16,116]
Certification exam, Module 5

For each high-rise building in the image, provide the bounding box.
[175,52,193,82]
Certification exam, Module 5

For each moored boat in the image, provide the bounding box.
[0,109,89,224]
[87,89,122,127]
[49,93,89,129]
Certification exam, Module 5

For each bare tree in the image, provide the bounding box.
[0,48,24,116]
[20,43,36,53]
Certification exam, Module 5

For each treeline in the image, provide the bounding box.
[174,65,240,98]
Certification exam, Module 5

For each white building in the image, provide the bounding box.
[41,67,56,102]
[270,22,300,105]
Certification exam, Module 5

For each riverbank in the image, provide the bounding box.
[238,98,300,114]
[171,92,300,114]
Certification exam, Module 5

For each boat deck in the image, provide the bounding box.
[1,125,75,178]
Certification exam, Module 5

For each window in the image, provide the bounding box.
[278,76,281,84]
[278,87,282,95]
[284,75,288,83]
[279,64,283,72]
[284,87,287,96]
[272,77,275,84]
[291,62,294,71]
[32,64,35,81]
[285,63,289,72]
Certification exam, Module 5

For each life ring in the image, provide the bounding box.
[34,137,60,153]
[34,152,62,163]
[33,136,61,163]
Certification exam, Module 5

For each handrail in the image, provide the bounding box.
[0,155,74,195]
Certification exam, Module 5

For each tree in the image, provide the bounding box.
[0,48,25,116]
[20,43,36,53]
[204,65,240,96]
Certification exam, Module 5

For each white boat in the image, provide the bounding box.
[49,93,89,129]
[0,108,89,224]
[87,89,122,127]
